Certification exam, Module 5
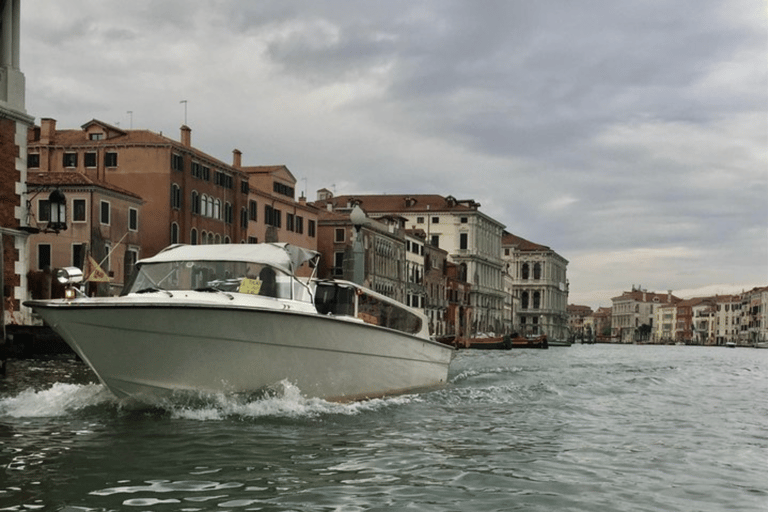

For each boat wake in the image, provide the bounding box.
[0,380,419,420]
[0,382,114,418]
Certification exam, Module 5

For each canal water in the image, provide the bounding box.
[1,345,766,511]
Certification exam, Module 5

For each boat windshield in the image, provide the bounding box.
[122,260,292,299]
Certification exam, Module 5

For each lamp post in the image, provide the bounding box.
[350,205,367,286]
[47,188,67,233]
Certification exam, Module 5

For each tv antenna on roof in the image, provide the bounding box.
[127,111,133,129]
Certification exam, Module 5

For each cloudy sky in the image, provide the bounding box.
[21,1,767,308]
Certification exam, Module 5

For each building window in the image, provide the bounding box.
[100,201,111,225]
[296,216,304,234]
[63,153,77,168]
[241,180,249,194]
[533,262,541,280]
[286,213,295,232]
[430,235,439,248]
[432,216,439,224]
[129,208,138,231]
[72,243,86,269]
[240,208,248,229]
[89,133,104,141]
[333,252,344,276]
[73,199,86,223]
[191,191,200,214]
[171,184,182,210]
[214,171,233,189]
[105,152,118,167]
[171,223,179,244]
[249,200,258,221]
[460,217,468,223]
[273,182,295,198]
[533,291,541,309]
[104,242,113,272]
[248,236,258,244]
[224,202,233,224]
[191,228,198,245]
[460,233,468,250]
[191,161,201,178]
[335,228,345,243]
[308,220,316,237]
[522,263,530,280]
[522,291,529,309]
[84,152,97,168]
[171,153,183,171]
[214,199,221,220]
[28,153,40,168]
[38,244,51,270]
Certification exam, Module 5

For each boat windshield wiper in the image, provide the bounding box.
[194,286,234,300]
[134,287,173,297]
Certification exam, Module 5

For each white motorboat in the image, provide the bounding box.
[25,243,455,403]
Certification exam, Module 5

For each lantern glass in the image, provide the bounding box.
[47,189,67,232]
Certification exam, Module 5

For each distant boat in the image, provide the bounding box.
[725,341,737,348]
[754,341,768,349]
[463,334,549,350]
[26,243,455,403]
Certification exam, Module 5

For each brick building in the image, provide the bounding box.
[1,0,35,331]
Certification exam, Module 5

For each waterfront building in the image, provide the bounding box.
[690,297,717,345]
[27,120,318,265]
[611,287,680,343]
[567,304,593,340]
[653,303,677,344]
[1,0,35,328]
[315,207,407,303]
[28,120,250,257]
[26,172,143,296]
[585,307,612,342]
[237,164,318,250]
[713,295,741,346]
[740,286,768,345]
[422,236,449,338]
[313,193,506,336]
[503,232,569,340]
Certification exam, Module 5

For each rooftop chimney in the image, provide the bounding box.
[40,118,56,144]
[232,149,242,169]
[180,125,191,147]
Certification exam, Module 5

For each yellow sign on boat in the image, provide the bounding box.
[238,277,262,295]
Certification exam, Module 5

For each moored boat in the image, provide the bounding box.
[25,243,455,403]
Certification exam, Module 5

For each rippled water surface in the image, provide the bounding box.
[1,345,766,511]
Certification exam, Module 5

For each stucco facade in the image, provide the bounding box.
[313,193,506,336]
[503,232,569,340]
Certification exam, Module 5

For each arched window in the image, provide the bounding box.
[171,184,181,209]
[171,222,179,244]
[533,263,541,280]
[214,199,221,220]
[208,233,214,244]
[522,291,529,309]
[522,263,529,280]
[533,291,541,309]
[191,228,198,245]
[214,234,221,244]
[201,194,208,217]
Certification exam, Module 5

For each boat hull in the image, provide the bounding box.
[28,301,454,402]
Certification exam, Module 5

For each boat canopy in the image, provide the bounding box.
[138,243,319,276]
